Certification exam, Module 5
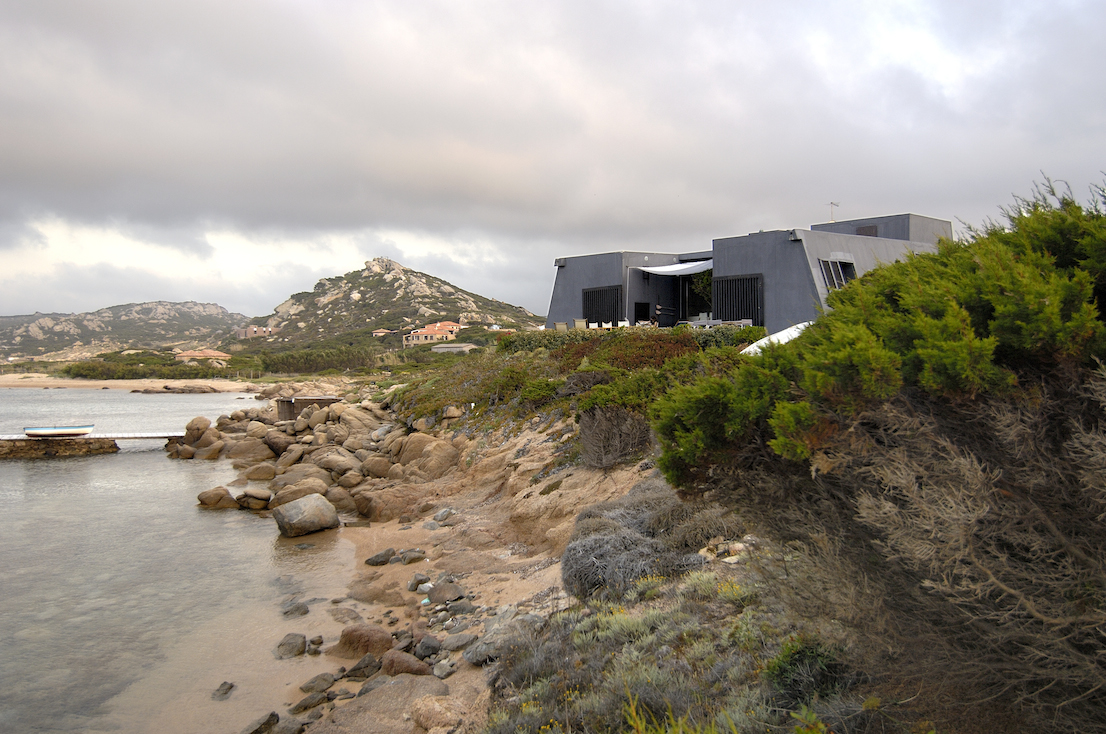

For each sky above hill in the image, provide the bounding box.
[1,1,1103,318]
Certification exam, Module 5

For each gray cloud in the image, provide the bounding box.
[0,1,1104,317]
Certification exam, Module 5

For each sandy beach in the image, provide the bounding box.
[0,372,259,392]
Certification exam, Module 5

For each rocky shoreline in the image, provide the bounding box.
[174,383,647,734]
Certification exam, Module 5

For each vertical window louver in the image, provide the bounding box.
[712,275,764,326]
[582,286,623,324]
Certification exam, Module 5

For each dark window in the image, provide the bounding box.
[855,225,878,237]
[819,259,857,290]
[713,275,764,326]
[634,302,651,324]
[582,286,622,324]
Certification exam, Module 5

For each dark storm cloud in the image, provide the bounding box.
[0,1,1103,316]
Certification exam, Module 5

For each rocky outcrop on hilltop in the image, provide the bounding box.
[0,301,246,361]
[251,257,543,345]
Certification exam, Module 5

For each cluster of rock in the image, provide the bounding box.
[183,396,468,535]
[237,565,547,733]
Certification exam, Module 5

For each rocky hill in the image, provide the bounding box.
[252,257,543,345]
[0,302,247,361]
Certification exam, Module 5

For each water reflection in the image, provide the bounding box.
[0,392,355,733]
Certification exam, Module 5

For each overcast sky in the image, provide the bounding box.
[1,1,1103,318]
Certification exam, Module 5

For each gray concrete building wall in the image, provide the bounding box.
[810,213,952,245]
[711,230,822,332]
[545,252,624,327]
[546,251,689,327]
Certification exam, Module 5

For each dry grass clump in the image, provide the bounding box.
[578,405,652,469]
[562,476,743,601]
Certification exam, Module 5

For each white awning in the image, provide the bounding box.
[637,259,713,276]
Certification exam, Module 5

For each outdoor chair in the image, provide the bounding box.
[588,322,599,329]
[554,322,568,332]
[617,320,629,327]
[573,319,588,330]
[601,321,613,329]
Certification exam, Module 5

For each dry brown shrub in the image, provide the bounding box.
[578,405,651,469]
[708,373,1106,733]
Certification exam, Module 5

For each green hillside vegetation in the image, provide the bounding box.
[388,183,1106,734]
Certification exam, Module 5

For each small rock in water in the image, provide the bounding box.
[433,508,452,522]
[309,635,324,646]
[401,550,427,564]
[282,602,310,617]
[299,672,335,694]
[274,633,307,659]
[239,711,279,734]
[271,718,304,734]
[212,681,235,700]
[306,645,321,656]
[344,652,381,679]
[289,691,329,714]
[364,548,395,566]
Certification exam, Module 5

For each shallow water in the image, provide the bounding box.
[0,389,355,733]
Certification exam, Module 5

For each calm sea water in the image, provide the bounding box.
[0,388,354,733]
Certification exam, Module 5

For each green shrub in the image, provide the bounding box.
[690,324,767,350]
[763,635,847,708]
[520,378,561,407]
[496,329,596,353]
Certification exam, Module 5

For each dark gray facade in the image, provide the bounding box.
[546,213,950,332]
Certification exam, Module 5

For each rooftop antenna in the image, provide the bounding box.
[827,202,840,222]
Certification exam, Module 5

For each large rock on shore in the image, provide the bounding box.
[269,463,333,491]
[198,486,240,509]
[310,446,361,476]
[325,624,394,659]
[184,416,211,444]
[226,438,276,463]
[305,674,449,734]
[270,477,329,508]
[396,433,459,480]
[271,494,340,537]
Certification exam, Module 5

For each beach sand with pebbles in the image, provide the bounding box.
[0,372,259,392]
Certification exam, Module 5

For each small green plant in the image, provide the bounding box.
[763,635,845,706]
[683,570,719,600]
[790,705,829,734]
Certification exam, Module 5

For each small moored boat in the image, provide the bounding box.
[23,425,95,438]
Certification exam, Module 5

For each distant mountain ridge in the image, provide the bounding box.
[0,302,247,361]
[250,257,544,345]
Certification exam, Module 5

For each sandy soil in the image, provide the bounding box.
[0,372,258,392]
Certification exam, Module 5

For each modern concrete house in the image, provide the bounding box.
[545,213,952,333]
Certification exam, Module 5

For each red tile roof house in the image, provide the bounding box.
[402,325,458,348]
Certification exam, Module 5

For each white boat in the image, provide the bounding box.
[23,425,95,438]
